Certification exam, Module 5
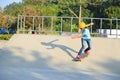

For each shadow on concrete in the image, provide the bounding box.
[41,39,77,59]
[0,47,56,80]
[93,58,120,75]
[0,47,120,80]
[0,34,120,80]
[0,47,94,80]
[0,47,53,68]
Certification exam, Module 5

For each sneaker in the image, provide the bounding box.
[75,55,83,61]
[84,51,90,55]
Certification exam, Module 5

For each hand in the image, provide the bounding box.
[71,34,82,39]
[90,22,94,25]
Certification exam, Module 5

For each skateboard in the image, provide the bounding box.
[73,57,82,61]
[73,53,89,62]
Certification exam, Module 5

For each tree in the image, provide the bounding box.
[104,6,120,18]
[103,0,120,18]
[23,0,47,5]
[19,6,39,30]
[22,0,59,16]
[22,0,60,32]
[1,0,120,32]
[4,2,23,16]
[20,6,38,16]
[0,14,7,28]
[57,0,92,17]
[57,0,94,32]
[0,7,3,13]
[87,0,108,18]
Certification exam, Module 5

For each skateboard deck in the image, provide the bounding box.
[73,53,89,62]
[73,58,82,61]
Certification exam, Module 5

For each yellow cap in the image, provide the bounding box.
[79,22,86,29]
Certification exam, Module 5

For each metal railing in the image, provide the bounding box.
[17,15,120,38]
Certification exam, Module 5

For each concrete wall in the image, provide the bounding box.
[97,29,120,38]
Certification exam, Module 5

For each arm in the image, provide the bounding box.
[71,34,83,39]
[78,28,81,33]
[85,22,94,27]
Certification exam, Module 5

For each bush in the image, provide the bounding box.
[54,25,61,31]
[45,31,60,35]
[91,33,99,37]
[72,24,78,32]
[0,34,12,40]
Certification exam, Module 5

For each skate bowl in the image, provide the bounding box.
[0,34,120,80]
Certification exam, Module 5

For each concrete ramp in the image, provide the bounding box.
[0,34,120,80]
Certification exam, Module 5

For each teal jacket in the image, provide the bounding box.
[81,28,91,39]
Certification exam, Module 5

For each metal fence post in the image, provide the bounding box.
[90,18,93,33]
[51,17,53,32]
[100,18,102,36]
[60,17,63,35]
[32,16,35,32]
[23,15,25,33]
[70,17,73,32]
[110,19,112,35]
[116,18,118,38]
[17,15,20,34]
[42,16,44,32]
[20,15,22,33]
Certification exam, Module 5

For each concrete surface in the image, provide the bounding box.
[0,34,120,80]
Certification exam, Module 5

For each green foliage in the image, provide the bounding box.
[91,33,99,37]
[1,0,120,33]
[3,0,120,18]
[54,25,61,31]
[45,31,60,35]
[0,34,12,40]
[23,0,47,5]
[104,6,120,18]
[72,24,78,32]
[57,0,92,17]
[35,4,59,16]
[62,19,71,32]
[20,5,38,15]
[0,13,7,28]
[0,7,3,13]
[4,2,23,16]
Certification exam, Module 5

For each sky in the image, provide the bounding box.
[0,0,22,8]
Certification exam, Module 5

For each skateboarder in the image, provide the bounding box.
[71,21,94,61]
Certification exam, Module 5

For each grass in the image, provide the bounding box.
[0,34,12,40]
[91,33,100,37]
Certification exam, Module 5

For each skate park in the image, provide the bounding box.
[0,34,120,80]
[1,0,120,80]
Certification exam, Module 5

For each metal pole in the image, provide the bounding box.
[32,16,35,31]
[17,15,20,34]
[23,15,25,33]
[79,0,82,22]
[51,17,53,32]
[110,19,112,35]
[20,15,22,33]
[70,17,73,32]
[42,16,44,32]
[100,18,102,37]
[60,17,63,35]
[31,16,35,34]
[90,19,93,33]
[116,18,118,38]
